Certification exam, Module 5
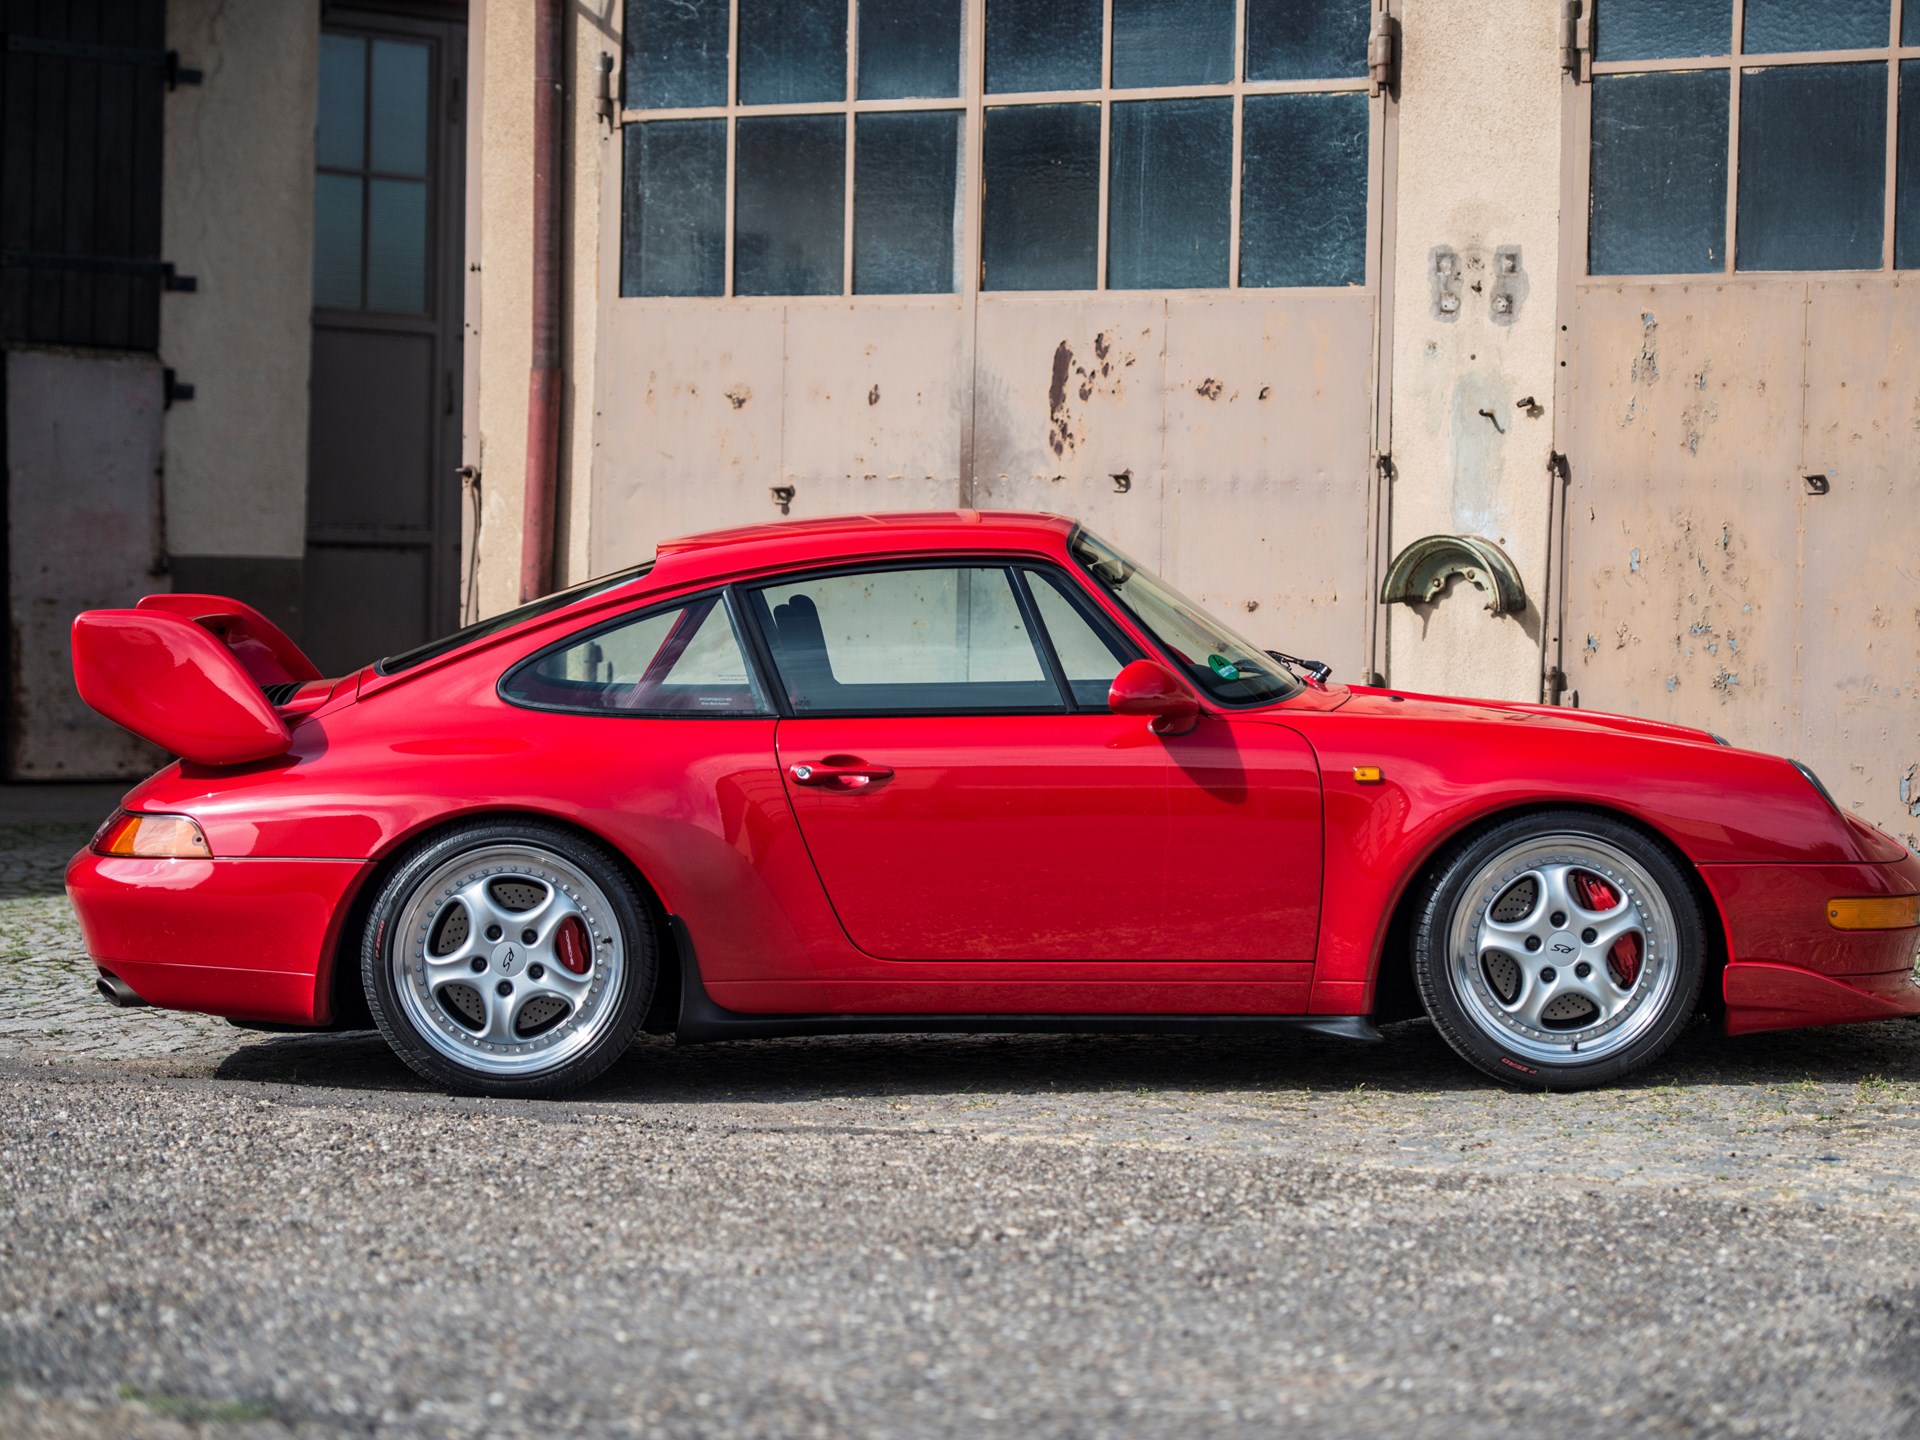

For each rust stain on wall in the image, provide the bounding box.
[1045,331,1137,459]
[724,384,751,410]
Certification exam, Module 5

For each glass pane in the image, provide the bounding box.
[1109,98,1231,289]
[1028,571,1132,709]
[1742,0,1888,55]
[738,0,846,105]
[624,0,729,108]
[982,104,1100,291]
[1112,0,1234,88]
[506,598,768,715]
[1245,0,1369,82]
[313,173,363,308]
[1909,2,1920,44]
[1738,64,1885,272]
[756,569,1059,713]
[855,112,961,294]
[370,40,429,176]
[986,0,1102,93]
[1590,70,1728,275]
[736,115,845,296]
[366,178,428,311]
[622,119,726,297]
[1591,0,1730,63]
[317,34,366,171]
[1901,62,1920,268]
[1240,92,1369,287]
[858,0,962,99]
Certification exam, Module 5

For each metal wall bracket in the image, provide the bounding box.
[1381,535,1527,614]
[162,369,195,407]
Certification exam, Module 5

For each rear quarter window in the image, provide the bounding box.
[500,592,771,716]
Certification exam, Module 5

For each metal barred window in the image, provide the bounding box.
[1585,0,1920,273]
[618,0,1375,298]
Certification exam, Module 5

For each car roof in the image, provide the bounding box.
[369,511,1083,686]
[647,510,1080,586]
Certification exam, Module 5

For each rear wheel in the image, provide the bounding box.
[361,820,656,1097]
[1411,811,1705,1089]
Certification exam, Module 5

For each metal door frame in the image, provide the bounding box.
[1549,0,1917,705]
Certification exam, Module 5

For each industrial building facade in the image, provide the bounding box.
[5,0,1919,852]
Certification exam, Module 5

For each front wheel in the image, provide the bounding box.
[1411,811,1705,1089]
[361,821,657,1097]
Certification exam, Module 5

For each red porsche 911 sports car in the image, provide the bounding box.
[66,512,1920,1096]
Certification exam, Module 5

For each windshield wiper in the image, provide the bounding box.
[1265,650,1332,685]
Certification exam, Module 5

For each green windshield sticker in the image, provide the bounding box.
[1208,654,1241,680]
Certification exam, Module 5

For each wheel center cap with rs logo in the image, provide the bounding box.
[492,942,525,975]
[1548,932,1578,956]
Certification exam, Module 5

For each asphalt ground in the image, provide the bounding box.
[3,786,1919,1438]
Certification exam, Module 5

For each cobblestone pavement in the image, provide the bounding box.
[4,793,1920,1437]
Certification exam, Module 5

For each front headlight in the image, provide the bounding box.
[1791,761,1839,813]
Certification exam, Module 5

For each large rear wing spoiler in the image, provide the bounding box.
[72,596,327,766]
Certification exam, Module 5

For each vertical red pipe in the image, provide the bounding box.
[519,0,565,602]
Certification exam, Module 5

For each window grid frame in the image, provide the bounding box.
[1587,0,1916,276]
[618,0,1377,299]
[315,30,441,316]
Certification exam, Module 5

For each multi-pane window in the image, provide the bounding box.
[1588,0,1920,274]
[314,32,435,312]
[619,0,1373,298]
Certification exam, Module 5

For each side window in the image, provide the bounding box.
[502,594,769,715]
[752,567,1061,713]
[1024,569,1135,709]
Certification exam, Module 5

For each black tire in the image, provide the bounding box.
[1411,809,1706,1090]
[361,819,657,1098]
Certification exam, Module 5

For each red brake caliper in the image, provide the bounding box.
[1574,873,1640,987]
[555,914,592,975]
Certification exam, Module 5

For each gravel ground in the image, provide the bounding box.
[4,787,1920,1438]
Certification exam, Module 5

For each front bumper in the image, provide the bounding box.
[66,849,370,1025]
[1702,855,1920,1036]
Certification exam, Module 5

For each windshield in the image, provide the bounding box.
[378,564,653,675]
[1071,530,1300,706]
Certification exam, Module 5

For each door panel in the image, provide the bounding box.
[304,11,465,675]
[777,713,1321,961]
[1563,278,1920,847]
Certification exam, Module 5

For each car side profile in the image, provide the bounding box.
[66,512,1920,1096]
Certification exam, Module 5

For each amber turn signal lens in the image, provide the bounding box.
[1352,766,1383,783]
[92,811,211,859]
[1827,895,1920,930]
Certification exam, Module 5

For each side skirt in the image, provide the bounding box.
[666,917,1382,1046]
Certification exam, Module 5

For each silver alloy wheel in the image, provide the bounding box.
[391,843,626,1078]
[1445,833,1680,1066]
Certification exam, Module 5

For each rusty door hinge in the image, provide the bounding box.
[1368,8,1400,97]
[1560,1,1592,82]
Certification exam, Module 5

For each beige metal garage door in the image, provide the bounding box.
[1559,1,1920,845]
[592,0,1394,674]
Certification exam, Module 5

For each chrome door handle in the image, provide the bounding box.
[789,761,894,788]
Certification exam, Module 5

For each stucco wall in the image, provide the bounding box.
[160,0,318,567]
[1382,0,1565,700]
[467,0,613,618]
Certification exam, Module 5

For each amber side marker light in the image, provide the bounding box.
[1827,895,1920,931]
[92,812,211,859]
[1353,766,1383,784]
